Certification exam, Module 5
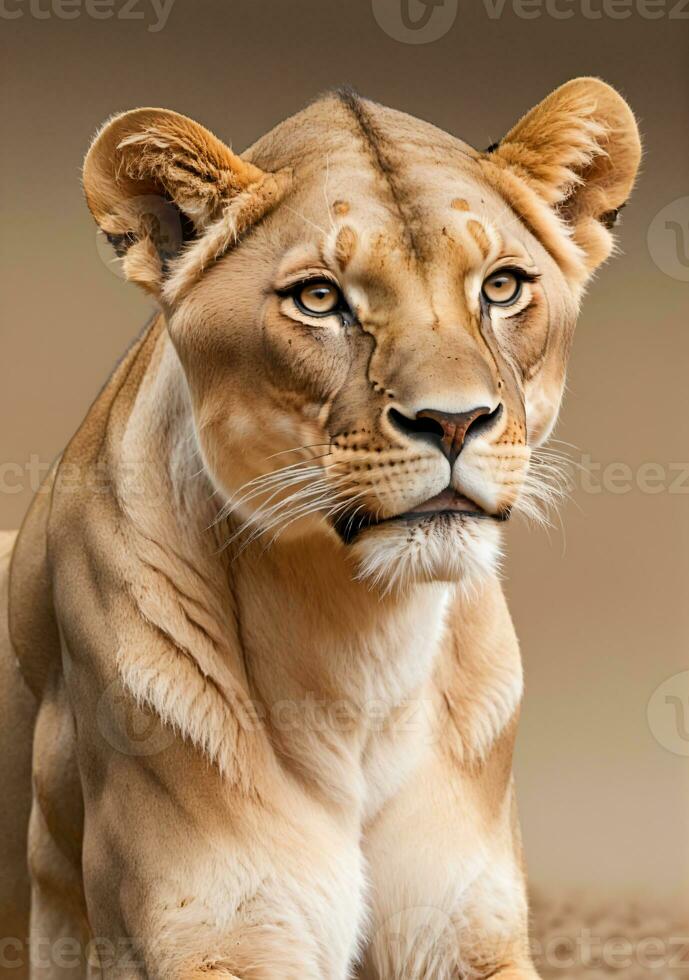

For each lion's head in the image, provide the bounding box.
[84,79,640,591]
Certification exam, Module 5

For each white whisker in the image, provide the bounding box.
[283,205,330,236]
[264,443,331,461]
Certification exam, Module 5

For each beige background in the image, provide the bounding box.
[1,0,687,912]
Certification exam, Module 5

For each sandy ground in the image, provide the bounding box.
[530,893,689,978]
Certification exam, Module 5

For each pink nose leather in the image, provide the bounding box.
[416,407,492,463]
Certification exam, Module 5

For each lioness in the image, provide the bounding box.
[1,79,640,978]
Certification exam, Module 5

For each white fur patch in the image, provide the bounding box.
[352,516,502,598]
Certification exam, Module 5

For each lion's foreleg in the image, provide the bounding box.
[360,741,536,980]
[27,683,91,979]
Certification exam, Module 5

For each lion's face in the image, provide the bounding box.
[170,159,571,588]
[84,82,640,590]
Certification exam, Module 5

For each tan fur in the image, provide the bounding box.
[0,532,35,977]
[1,79,639,978]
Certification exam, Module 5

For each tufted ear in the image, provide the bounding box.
[485,78,641,273]
[83,108,290,298]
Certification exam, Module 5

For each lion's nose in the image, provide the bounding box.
[389,404,502,465]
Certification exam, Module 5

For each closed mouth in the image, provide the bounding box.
[334,487,510,543]
[403,487,489,520]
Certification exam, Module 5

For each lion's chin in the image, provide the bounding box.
[348,514,503,596]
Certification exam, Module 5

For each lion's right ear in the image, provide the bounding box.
[83,108,291,298]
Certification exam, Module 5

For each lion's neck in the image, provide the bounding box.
[230,538,454,811]
[115,328,457,809]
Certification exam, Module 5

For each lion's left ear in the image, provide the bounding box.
[83,108,291,298]
[486,78,641,273]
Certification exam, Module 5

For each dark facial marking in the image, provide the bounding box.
[336,87,425,266]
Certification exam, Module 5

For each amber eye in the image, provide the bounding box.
[294,280,342,316]
[482,270,523,306]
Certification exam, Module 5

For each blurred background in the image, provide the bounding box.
[1,0,687,962]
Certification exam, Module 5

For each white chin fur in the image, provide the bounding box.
[350,515,502,596]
